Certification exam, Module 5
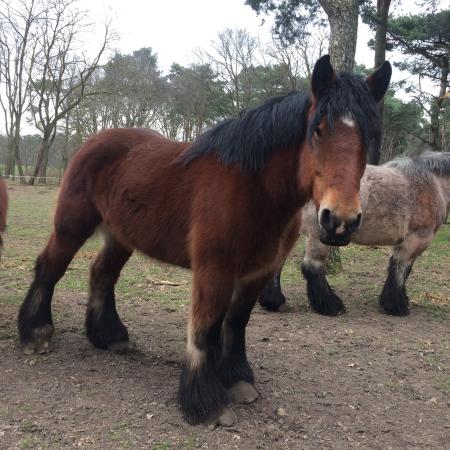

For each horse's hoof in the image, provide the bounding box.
[229,381,259,404]
[21,324,54,354]
[214,406,236,427]
[259,294,287,312]
[381,305,410,316]
[108,339,137,354]
[36,340,53,354]
[22,339,53,355]
[277,303,291,313]
[310,297,346,316]
[379,294,410,316]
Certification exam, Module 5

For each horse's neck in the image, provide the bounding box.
[262,148,303,210]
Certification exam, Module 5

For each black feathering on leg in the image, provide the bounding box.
[18,255,56,346]
[379,257,411,316]
[259,272,287,312]
[219,325,254,388]
[301,262,346,316]
[178,353,229,425]
[178,319,229,425]
[85,288,129,349]
[18,280,55,345]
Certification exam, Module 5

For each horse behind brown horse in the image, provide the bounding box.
[260,152,450,316]
[18,55,391,426]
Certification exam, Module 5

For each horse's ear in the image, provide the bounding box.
[366,61,392,103]
[311,55,336,99]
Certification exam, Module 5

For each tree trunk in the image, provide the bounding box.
[14,143,26,184]
[28,134,50,185]
[60,115,71,175]
[370,0,392,164]
[12,123,27,184]
[37,149,49,184]
[319,0,360,273]
[5,137,16,178]
[430,62,449,151]
[320,0,359,72]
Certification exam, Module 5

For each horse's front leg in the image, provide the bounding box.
[302,235,346,316]
[220,275,273,405]
[178,268,234,426]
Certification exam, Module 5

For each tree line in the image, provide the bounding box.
[0,0,449,184]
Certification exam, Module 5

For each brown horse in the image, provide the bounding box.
[18,55,391,426]
[0,177,7,249]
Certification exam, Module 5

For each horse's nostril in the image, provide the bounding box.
[347,213,362,233]
[319,208,335,232]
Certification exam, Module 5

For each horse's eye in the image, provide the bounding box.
[315,127,322,137]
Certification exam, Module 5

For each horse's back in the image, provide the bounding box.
[62,128,174,184]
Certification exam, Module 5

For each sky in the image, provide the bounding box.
[80,0,377,71]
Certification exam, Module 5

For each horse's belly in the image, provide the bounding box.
[101,204,192,268]
[351,216,407,246]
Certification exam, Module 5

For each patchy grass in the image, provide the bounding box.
[18,436,34,450]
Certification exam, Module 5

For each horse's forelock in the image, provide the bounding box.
[308,72,381,148]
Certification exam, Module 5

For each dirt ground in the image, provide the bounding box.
[1,287,450,449]
[0,185,449,449]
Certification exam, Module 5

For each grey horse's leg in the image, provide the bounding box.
[301,235,346,316]
[379,234,432,316]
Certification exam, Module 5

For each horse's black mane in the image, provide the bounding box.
[179,72,380,171]
[386,151,450,182]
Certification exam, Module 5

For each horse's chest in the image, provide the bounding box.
[239,215,300,282]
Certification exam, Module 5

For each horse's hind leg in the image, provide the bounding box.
[301,235,346,316]
[18,229,94,353]
[379,234,433,316]
[258,271,287,312]
[86,233,132,351]
[18,187,101,353]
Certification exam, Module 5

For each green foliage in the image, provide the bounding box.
[246,0,324,42]
[382,89,424,157]
[163,63,227,139]
[239,64,308,108]
[386,9,450,150]
[388,9,450,82]
[353,63,425,158]
[388,10,450,51]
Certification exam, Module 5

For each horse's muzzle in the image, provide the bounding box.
[318,208,362,246]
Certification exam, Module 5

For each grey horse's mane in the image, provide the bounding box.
[385,151,450,183]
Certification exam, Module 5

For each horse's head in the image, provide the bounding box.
[303,55,391,246]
